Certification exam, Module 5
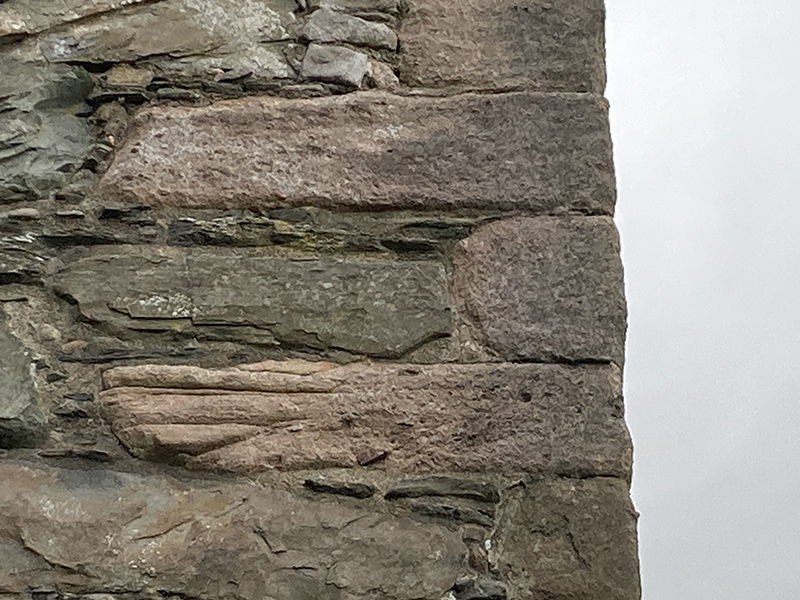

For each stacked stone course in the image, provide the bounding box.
[0,1,640,599]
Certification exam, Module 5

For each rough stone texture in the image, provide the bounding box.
[0,0,154,41]
[301,43,371,87]
[492,477,641,600]
[98,361,632,478]
[0,0,639,595]
[52,246,452,357]
[99,91,615,214]
[302,8,398,50]
[309,0,402,16]
[0,310,46,448]
[0,460,467,600]
[37,0,298,80]
[453,217,627,365]
[0,59,93,202]
[399,0,607,93]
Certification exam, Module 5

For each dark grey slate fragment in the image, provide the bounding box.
[410,502,494,527]
[304,479,377,499]
[452,578,507,600]
[0,59,92,202]
[386,476,500,503]
[0,310,46,448]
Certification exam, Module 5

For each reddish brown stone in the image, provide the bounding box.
[100,361,632,478]
[99,91,615,214]
[492,477,641,599]
[453,217,626,365]
[399,0,607,93]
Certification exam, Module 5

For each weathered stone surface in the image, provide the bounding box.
[0,310,46,448]
[492,477,641,600]
[453,217,627,365]
[399,0,607,93]
[99,361,632,477]
[99,91,615,214]
[52,246,452,357]
[38,0,296,81]
[301,43,371,87]
[309,0,401,16]
[0,0,152,41]
[0,460,467,600]
[301,8,397,50]
[0,59,92,202]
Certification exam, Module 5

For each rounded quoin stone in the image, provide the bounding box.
[453,216,627,365]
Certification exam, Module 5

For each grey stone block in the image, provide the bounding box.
[301,43,371,86]
[0,310,46,448]
[52,246,452,357]
[0,461,465,599]
[0,59,92,202]
[301,8,397,50]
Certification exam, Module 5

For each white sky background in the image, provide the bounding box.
[607,0,800,597]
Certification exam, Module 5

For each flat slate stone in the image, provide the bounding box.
[493,477,641,600]
[37,0,296,80]
[0,310,46,448]
[51,246,452,357]
[399,0,607,93]
[453,217,626,365]
[99,360,632,478]
[0,461,465,600]
[0,59,92,202]
[385,476,500,503]
[99,91,615,214]
[0,0,153,41]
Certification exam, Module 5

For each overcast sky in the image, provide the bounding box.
[606,0,800,597]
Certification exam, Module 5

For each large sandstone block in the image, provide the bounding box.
[99,360,632,478]
[100,91,616,214]
[51,246,452,357]
[0,461,467,600]
[493,477,641,600]
[399,0,607,93]
[453,216,627,365]
[0,310,46,448]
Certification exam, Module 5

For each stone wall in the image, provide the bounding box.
[0,1,640,599]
